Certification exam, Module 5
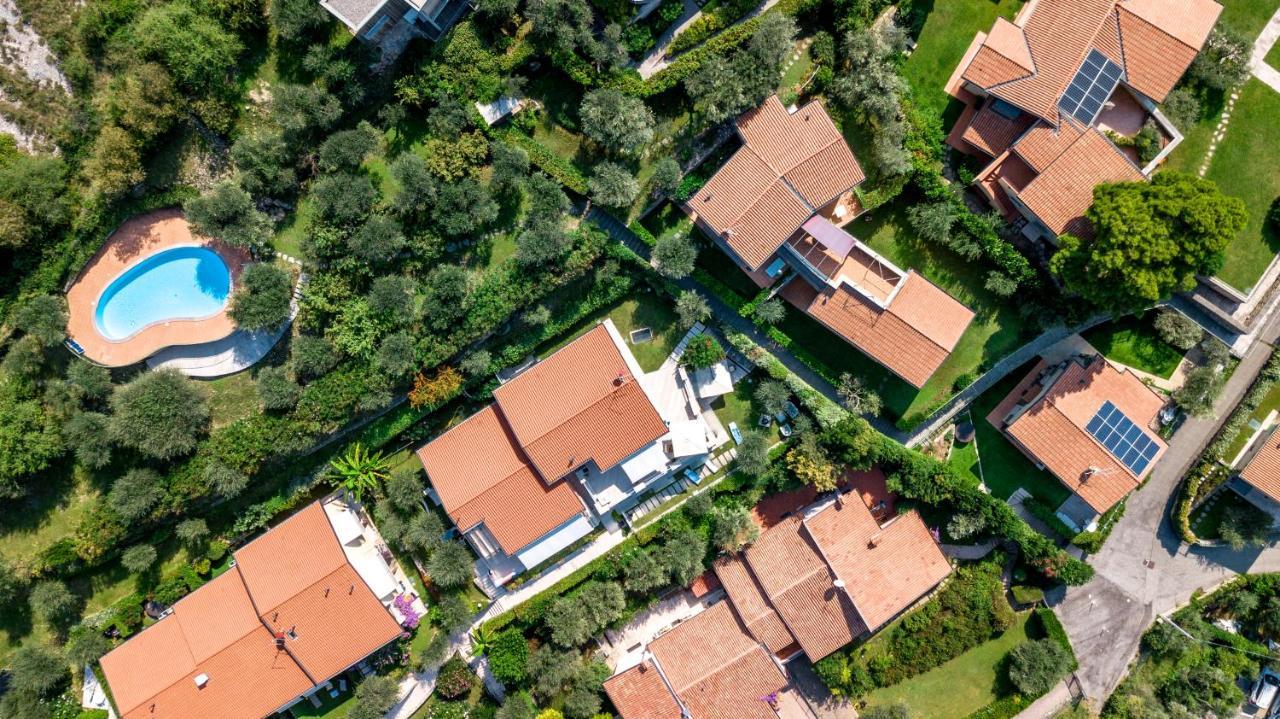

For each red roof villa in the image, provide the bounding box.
[945,0,1223,240]
[987,354,1168,531]
[98,499,417,719]
[417,320,728,589]
[605,475,951,718]
[686,95,976,388]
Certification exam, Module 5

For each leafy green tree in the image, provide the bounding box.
[653,232,697,278]
[175,518,209,547]
[0,380,63,499]
[232,129,297,197]
[1007,639,1072,695]
[229,263,292,329]
[65,626,112,668]
[528,646,579,702]
[1173,364,1224,417]
[656,529,706,585]
[13,295,67,347]
[0,151,69,249]
[185,181,273,251]
[860,704,909,719]
[836,372,882,416]
[474,0,520,24]
[433,178,498,237]
[527,0,593,58]
[517,220,571,267]
[29,580,79,635]
[753,298,786,326]
[130,2,242,93]
[312,171,377,225]
[348,675,401,719]
[385,465,423,513]
[207,460,249,498]
[6,643,67,696]
[291,334,339,380]
[832,24,906,125]
[100,62,179,142]
[651,157,682,195]
[1219,503,1272,550]
[401,510,445,556]
[3,335,45,379]
[580,89,654,156]
[676,290,710,329]
[1154,309,1202,351]
[368,275,417,325]
[458,349,492,378]
[257,365,301,410]
[319,123,382,172]
[108,468,163,522]
[67,361,112,403]
[376,332,416,379]
[1189,28,1251,91]
[272,83,343,138]
[589,161,639,208]
[427,541,474,588]
[491,140,530,190]
[435,591,474,632]
[349,214,406,265]
[390,152,437,222]
[121,544,158,573]
[420,264,471,332]
[63,411,113,469]
[1050,173,1247,311]
[110,368,209,459]
[271,0,331,44]
[84,125,143,199]
[525,172,570,217]
[735,430,771,478]
[330,442,389,502]
[623,549,666,593]
[711,504,758,551]
[681,333,725,369]
[497,691,537,719]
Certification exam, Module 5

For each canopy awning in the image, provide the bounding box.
[668,419,711,458]
[692,361,734,399]
[515,514,595,570]
[801,215,856,258]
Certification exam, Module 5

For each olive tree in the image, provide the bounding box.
[579,89,654,156]
[108,468,163,522]
[184,181,273,251]
[230,263,293,330]
[110,369,209,459]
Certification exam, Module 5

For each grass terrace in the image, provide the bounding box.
[1081,312,1185,380]
[1221,381,1280,462]
[539,292,681,372]
[861,611,1032,719]
[901,0,1026,117]
[709,377,783,444]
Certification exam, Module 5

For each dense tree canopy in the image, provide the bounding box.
[110,368,210,460]
[185,181,273,250]
[230,263,293,329]
[579,89,654,156]
[1050,173,1247,311]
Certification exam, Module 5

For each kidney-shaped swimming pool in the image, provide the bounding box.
[94,246,232,341]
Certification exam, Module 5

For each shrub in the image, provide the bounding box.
[6,644,67,697]
[108,468,163,523]
[1154,308,1202,351]
[1011,585,1045,606]
[257,366,301,411]
[184,181,272,250]
[428,541,474,588]
[120,544,158,573]
[653,233,697,278]
[1007,639,1074,695]
[110,369,209,460]
[437,653,477,699]
[488,628,530,686]
[711,504,758,551]
[410,367,464,410]
[348,675,401,719]
[30,580,80,634]
[681,333,725,369]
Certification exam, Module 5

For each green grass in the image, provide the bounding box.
[1190,487,1266,539]
[709,376,782,444]
[1199,79,1280,293]
[902,0,1026,117]
[289,683,357,718]
[1269,39,1280,70]
[948,418,982,487]
[778,38,814,96]
[527,71,592,174]
[1222,381,1280,462]
[862,612,1032,719]
[273,195,316,259]
[205,371,261,428]
[1081,312,1185,379]
[541,292,682,372]
[969,360,1073,507]
[1219,0,1280,38]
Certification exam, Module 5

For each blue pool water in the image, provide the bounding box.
[94,246,232,341]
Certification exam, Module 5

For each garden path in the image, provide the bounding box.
[635,0,785,79]
[1249,8,1280,93]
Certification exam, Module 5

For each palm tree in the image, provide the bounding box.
[469,625,495,656]
[329,442,390,503]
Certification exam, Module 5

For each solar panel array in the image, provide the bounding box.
[1084,400,1159,475]
[1058,50,1123,125]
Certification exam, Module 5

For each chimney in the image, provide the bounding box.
[614,370,627,386]
[867,535,881,549]
[274,632,286,650]
[832,578,846,589]
[194,673,209,689]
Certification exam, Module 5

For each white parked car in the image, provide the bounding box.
[1249,668,1280,712]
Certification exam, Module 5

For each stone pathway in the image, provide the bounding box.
[1249,8,1280,94]
[1198,90,1239,177]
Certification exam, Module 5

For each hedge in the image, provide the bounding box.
[956,608,1078,719]
[723,328,848,428]
[490,127,589,195]
[1034,607,1077,670]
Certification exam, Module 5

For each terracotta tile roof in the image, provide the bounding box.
[604,661,682,719]
[805,504,951,631]
[101,502,402,719]
[418,323,662,555]
[961,103,1036,157]
[1012,120,1086,173]
[1014,128,1144,237]
[744,516,863,661]
[991,355,1168,513]
[781,272,975,388]
[649,601,789,719]
[713,554,798,654]
[957,0,1221,123]
[1241,428,1280,504]
[493,324,666,482]
[689,96,864,270]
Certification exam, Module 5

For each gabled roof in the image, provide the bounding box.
[959,0,1222,123]
[988,354,1168,513]
[690,96,865,270]
[780,272,975,388]
[1241,428,1280,504]
[100,503,403,719]
[417,323,665,555]
[605,601,789,719]
[712,553,797,654]
[961,102,1038,157]
[1013,127,1144,238]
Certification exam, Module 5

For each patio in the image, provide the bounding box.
[321,493,427,624]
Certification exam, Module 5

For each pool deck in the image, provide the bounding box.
[65,209,250,367]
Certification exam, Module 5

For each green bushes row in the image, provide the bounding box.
[668,0,761,54]
[1033,608,1077,670]
[723,328,849,428]
[1020,497,1076,541]
[491,128,589,195]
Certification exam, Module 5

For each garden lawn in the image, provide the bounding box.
[289,684,357,718]
[902,0,1025,117]
[527,71,592,175]
[1219,0,1280,38]
[948,423,982,487]
[710,376,782,444]
[1198,79,1280,293]
[1081,312,1185,379]
[969,360,1073,507]
[272,195,316,259]
[861,611,1032,719]
[206,370,261,427]
[1222,381,1280,461]
[778,37,814,97]
[1270,38,1280,69]
[540,293,681,372]
[0,468,96,564]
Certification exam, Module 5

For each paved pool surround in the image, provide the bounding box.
[66,209,250,367]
